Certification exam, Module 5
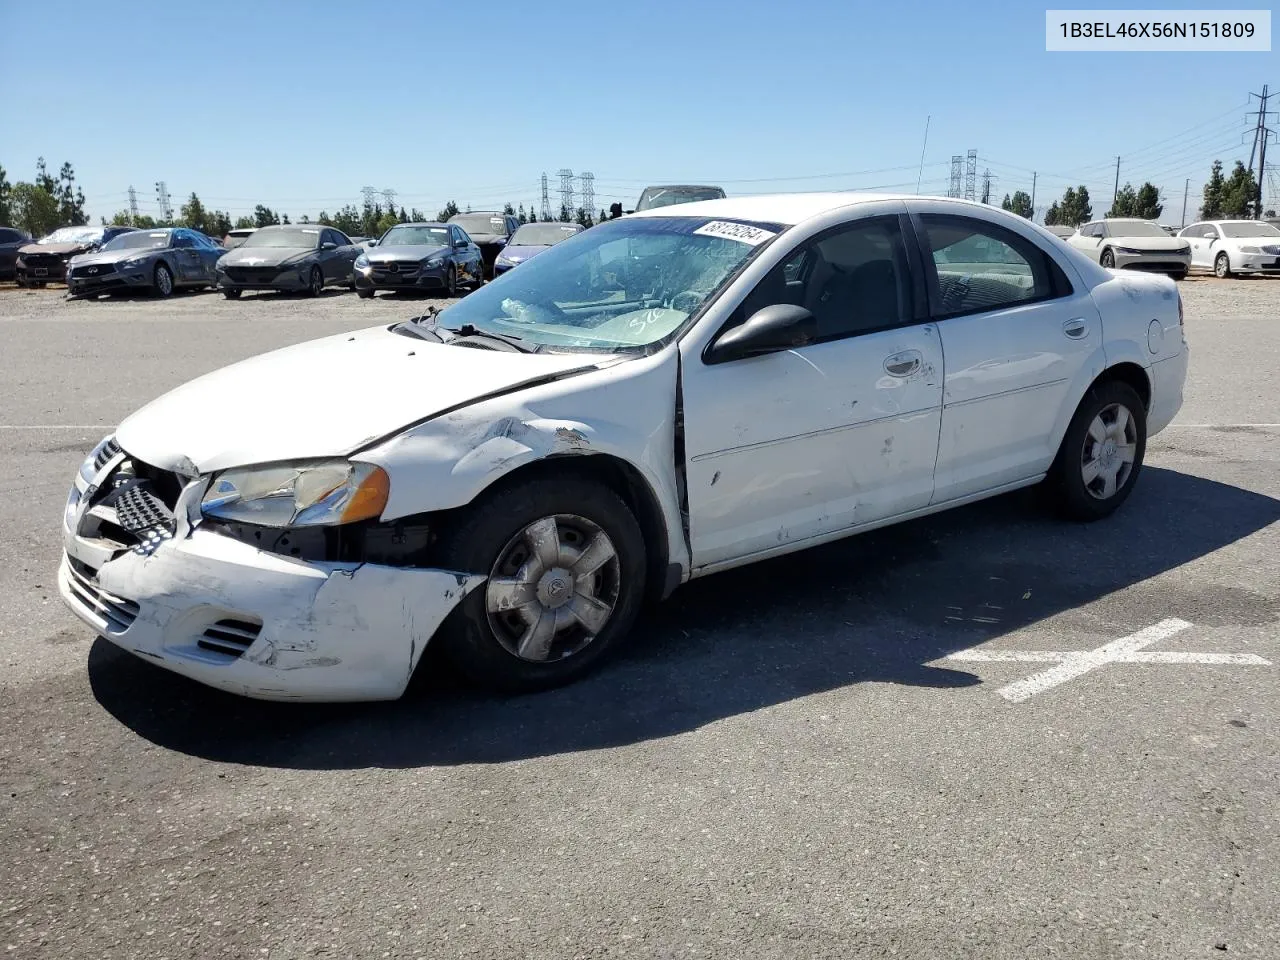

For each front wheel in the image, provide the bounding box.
[432,475,647,692]
[153,263,174,298]
[222,287,241,299]
[1214,252,1232,279]
[357,287,374,299]
[307,266,323,297]
[1045,380,1147,521]
[1170,270,1187,281]
[1099,248,1115,269]
[445,264,458,298]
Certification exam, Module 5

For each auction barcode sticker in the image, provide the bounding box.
[693,221,777,245]
[1047,10,1271,50]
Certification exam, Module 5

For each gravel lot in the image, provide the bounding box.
[1,276,1277,959]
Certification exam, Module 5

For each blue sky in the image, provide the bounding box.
[2,0,1275,224]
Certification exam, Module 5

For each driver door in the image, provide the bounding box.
[678,212,944,570]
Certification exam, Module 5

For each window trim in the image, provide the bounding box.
[911,211,1075,322]
[700,212,924,366]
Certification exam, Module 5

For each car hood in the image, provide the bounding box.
[366,244,448,263]
[218,246,316,267]
[19,241,94,257]
[468,233,507,245]
[1110,236,1189,252]
[70,247,161,266]
[115,324,609,475]
[499,244,550,261]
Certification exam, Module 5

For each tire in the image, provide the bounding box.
[307,266,323,297]
[1045,379,1147,521]
[445,264,458,298]
[1214,252,1232,279]
[1170,270,1187,281]
[222,287,242,300]
[357,287,374,299]
[1099,248,1115,269]
[432,475,647,693]
[153,263,174,298]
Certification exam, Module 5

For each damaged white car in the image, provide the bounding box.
[60,194,1188,701]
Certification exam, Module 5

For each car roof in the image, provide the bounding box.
[1104,218,1159,225]
[388,221,450,228]
[626,192,1001,226]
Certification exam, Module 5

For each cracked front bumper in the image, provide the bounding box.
[60,483,484,701]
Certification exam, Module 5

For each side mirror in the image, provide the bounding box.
[367,239,377,247]
[706,303,817,364]
[320,241,337,251]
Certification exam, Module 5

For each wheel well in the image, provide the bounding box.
[1096,362,1151,411]
[472,454,672,604]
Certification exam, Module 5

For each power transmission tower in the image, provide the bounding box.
[1246,84,1275,217]
[154,181,172,222]
[361,185,378,210]
[980,168,995,204]
[964,149,977,201]
[948,155,963,198]
[579,172,594,219]
[381,188,397,214]
[540,173,551,220]
[557,169,575,218]
[128,186,139,225]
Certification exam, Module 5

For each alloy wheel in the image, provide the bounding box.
[1080,402,1137,500]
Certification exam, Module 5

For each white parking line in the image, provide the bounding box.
[946,619,1272,703]
[0,425,113,430]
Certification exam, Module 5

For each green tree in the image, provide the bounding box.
[56,162,87,225]
[1043,201,1062,226]
[108,210,158,228]
[1220,161,1259,217]
[209,210,232,237]
[317,210,333,225]
[516,204,528,224]
[331,205,362,235]
[361,204,383,237]
[34,158,57,196]
[1108,182,1138,217]
[281,213,290,224]
[11,182,62,236]
[436,200,460,222]
[409,208,426,222]
[1052,185,1092,226]
[233,215,256,229]
[573,206,592,227]
[1001,190,1033,218]
[375,210,400,235]
[599,208,608,224]
[1201,160,1226,220]
[398,206,408,223]
[253,205,279,228]
[502,202,515,216]
[558,203,571,223]
[1133,182,1163,220]
[179,192,209,233]
[0,164,11,225]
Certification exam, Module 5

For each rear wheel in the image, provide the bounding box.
[1046,380,1146,521]
[1214,252,1232,278]
[432,475,647,692]
[1100,248,1115,269]
[153,263,174,298]
[222,287,241,299]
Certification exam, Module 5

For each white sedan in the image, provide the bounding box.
[59,193,1188,701]
[1178,219,1280,277]
[1067,218,1192,278]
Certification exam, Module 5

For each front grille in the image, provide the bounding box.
[93,437,121,471]
[198,618,262,658]
[372,260,420,275]
[114,483,175,533]
[70,262,117,279]
[78,450,185,553]
[1261,245,1280,255]
[225,266,282,283]
[23,253,65,268]
[65,557,138,633]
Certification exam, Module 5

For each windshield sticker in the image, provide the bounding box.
[561,225,577,232]
[302,228,319,233]
[149,232,167,237]
[693,221,776,246]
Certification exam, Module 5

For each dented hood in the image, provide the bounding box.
[115,324,605,475]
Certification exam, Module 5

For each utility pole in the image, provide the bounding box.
[1181,178,1190,227]
[1030,172,1037,216]
[127,186,138,225]
[915,115,930,194]
[1112,156,1121,211]
[980,168,993,205]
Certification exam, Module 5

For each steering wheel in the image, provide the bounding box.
[670,290,702,314]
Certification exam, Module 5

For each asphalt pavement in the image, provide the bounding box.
[1,278,1277,959]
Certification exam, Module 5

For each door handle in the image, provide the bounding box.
[883,350,922,377]
[1063,317,1089,339]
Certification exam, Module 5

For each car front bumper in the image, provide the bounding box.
[15,258,69,283]
[1112,250,1191,272]
[354,263,448,291]
[66,266,153,297]
[217,266,312,291]
[1231,254,1280,273]
[59,447,484,702]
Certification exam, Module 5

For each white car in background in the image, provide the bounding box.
[58,194,1188,702]
[1177,220,1280,277]
[1068,218,1192,279]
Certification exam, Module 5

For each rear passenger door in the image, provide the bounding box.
[914,208,1099,504]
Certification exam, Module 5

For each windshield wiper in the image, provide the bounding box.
[438,322,536,353]
[393,307,446,342]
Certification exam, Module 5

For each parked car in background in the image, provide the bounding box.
[56,193,1187,702]
[635,184,727,212]
[0,227,33,281]
[447,212,519,278]
[15,225,137,286]
[1178,220,1280,277]
[222,228,256,249]
[1043,225,1076,240]
[215,225,359,298]
[492,221,584,276]
[1067,218,1191,279]
[66,228,224,300]
[355,222,483,298]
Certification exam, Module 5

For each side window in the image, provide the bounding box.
[739,216,911,340]
[1203,225,1220,239]
[919,214,1067,317]
[0,228,17,243]
[450,227,464,245]
[172,231,194,249]
[332,230,351,246]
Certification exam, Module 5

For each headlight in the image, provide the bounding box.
[1240,245,1260,253]
[423,256,444,268]
[120,257,146,269]
[1114,246,1142,255]
[201,460,390,527]
[354,254,369,268]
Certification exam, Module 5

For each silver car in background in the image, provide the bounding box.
[66,228,223,299]
[1067,218,1191,279]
